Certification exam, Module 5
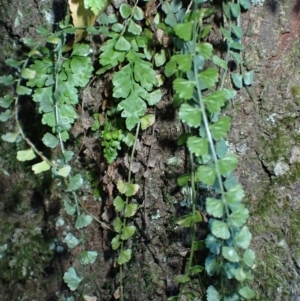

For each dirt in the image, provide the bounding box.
[1,0,300,301]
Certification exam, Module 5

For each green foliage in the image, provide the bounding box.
[98,4,161,130]
[0,11,99,295]
[0,227,53,285]
[84,0,110,15]
[163,0,256,299]
[0,0,257,298]
[101,122,124,163]
[63,267,83,291]
[112,174,140,265]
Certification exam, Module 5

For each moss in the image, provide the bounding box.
[248,114,300,299]
[0,226,53,286]
[275,163,300,186]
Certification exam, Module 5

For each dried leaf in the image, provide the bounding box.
[178,248,189,257]
[71,120,84,137]
[124,154,141,173]
[155,29,164,44]
[83,296,97,301]
[66,0,100,51]
[101,207,113,222]
[113,287,120,299]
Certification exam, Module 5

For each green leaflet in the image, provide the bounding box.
[196,165,216,186]
[207,285,221,301]
[117,180,139,197]
[114,196,125,212]
[206,198,224,218]
[17,149,36,161]
[66,174,83,191]
[187,136,208,157]
[0,75,15,85]
[118,249,132,265]
[199,67,219,89]
[64,200,76,216]
[75,214,93,229]
[42,133,59,148]
[243,249,255,267]
[64,233,80,249]
[179,103,201,127]
[203,90,232,113]
[16,85,32,95]
[205,255,219,276]
[112,51,161,130]
[217,154,238,175]
[32,161,51,174]
[205,235,222,255]
[112,235,121,250]
[120,3,132,18]
[222,246,240,262]
[210,116,231,140]
[235,226,252,249]
[228,204,249,227]
[121,225,136,240]
[63,267,82,291]
[21,68,36,79]
[173,78,195,100]
[0,110,12,122]
[243,70,254,86]
[174,21,193,41]
[84,0,110,15]
[210,219,230,239]
[196,42,213,59]
[165,54,192,77]
[115,36,131,51]
[57,165,71,177]
[124,204,138,217]
[174,274,190,283]
[80,250,98,265]
[239,286,256,299]
[0,95,14,108]
[113,217,123,233]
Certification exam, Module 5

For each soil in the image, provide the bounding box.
[1,0,300,301]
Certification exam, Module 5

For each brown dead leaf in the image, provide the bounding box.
[155,28,164,45]
[65,0,99,51]
[101,206,113,222]
[81,114,94,130]
[83,295,97,301]
[143,135,156,146]
[124,154,141,173]
[83,148,94,160]
[178,247,190,257]
[96,113,106,125]
[145,0,157,20]
[113,287,120,299]
[107,164,117,180]
[82,88,94,105]
[71,120,84,137]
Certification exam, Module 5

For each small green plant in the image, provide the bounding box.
[98,2,162,130]
[0,11,100,295]
[101,121,125,163]
[0,226,53,286]
[162,0,256,299]
[111,122,141,300]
